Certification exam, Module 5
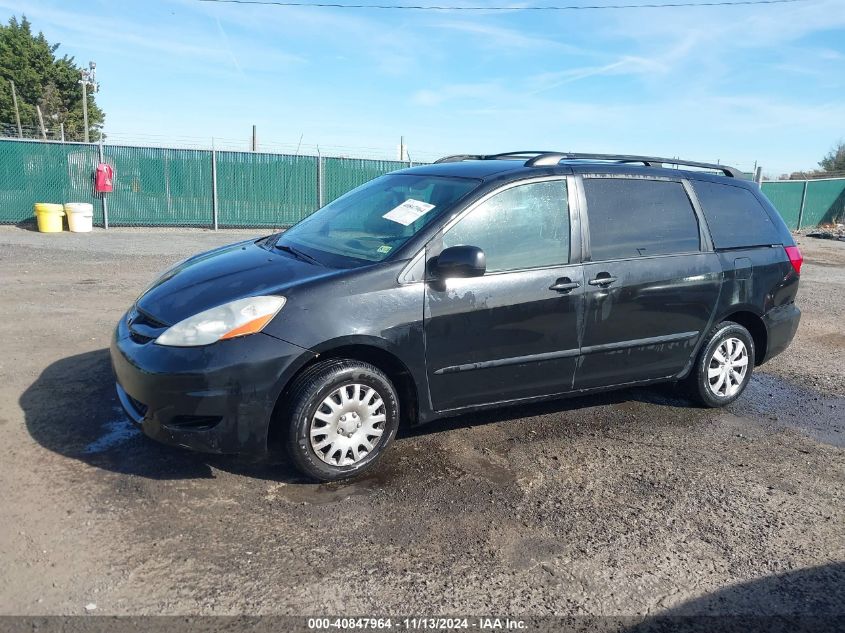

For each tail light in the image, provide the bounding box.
[785,245,803,274]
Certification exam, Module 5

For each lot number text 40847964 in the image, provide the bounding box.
[307,617,528,630]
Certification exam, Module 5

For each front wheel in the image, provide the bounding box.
[283,359,400,482]
[685,322,755,408]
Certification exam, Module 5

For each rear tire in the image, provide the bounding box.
[283,359,400,482]
[685,322,755,408]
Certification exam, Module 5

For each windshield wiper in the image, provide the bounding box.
[275,243,322,266]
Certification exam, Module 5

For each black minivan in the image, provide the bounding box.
[111,152,802,481]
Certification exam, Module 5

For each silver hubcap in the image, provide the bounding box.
[708,337,749,398]
[309,383,386,467]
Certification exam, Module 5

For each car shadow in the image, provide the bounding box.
[19,348,304,482]
[20,348,698,483]
[622,562,845,632]
[400,381,694,440]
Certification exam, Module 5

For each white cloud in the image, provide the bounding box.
[0,1,305,73]
[526,56,666,94]
[183,0,430,76]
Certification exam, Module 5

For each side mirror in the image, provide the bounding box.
[432,245,486,279]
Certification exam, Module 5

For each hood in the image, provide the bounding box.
[136,238,339,325]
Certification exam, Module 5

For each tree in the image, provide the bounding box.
[819,141,845,174]
[0,15,104,140]
[778,141,845,180]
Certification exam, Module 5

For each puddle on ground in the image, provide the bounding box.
[265,466,395,505]
[450,452,516,485]
[732,373,845,448]
[439,437,517,485]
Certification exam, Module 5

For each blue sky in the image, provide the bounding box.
[4,0,844,175]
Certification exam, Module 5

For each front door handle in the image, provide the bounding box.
[588,274,618,287]
[549,278,581,292]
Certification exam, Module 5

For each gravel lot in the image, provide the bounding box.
[0,226,842,622]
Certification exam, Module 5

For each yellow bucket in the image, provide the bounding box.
[34,203,65,233]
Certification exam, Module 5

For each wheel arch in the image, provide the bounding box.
[719,309,768,365]
[267,337,421,449]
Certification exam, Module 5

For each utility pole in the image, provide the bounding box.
[399,136,405,161]
[251,125,258,152]
[81,81,88,142]
[79,61,98,143]
[211,138,219,231]
[36,105,47,139]
[9,80,22,138]
[316,145,324,208]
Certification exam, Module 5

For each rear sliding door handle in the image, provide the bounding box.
[549,279,581,292]
[588,275,618,287]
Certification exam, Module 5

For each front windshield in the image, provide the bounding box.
[278,174,479,264]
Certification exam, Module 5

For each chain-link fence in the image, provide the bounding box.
[102,145,213,226]
[3,137,843,230]
[0,139,104,225]
[0,138,414,228]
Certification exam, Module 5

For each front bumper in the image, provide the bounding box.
[761,303,801,364]
[110,311,314,455]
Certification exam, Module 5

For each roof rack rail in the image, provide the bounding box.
[433,154,486,164]
[544,152,744,179]
[433,151,558,164]
[432,151,743,178]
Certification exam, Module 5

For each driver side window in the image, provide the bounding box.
[442,180,570,273]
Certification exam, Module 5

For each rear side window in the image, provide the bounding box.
[692,181,781,249]
[584,178,700,260]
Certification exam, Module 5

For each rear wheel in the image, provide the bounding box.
[283,359,400,481]
[685,322,755,408]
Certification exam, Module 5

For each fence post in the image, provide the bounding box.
[797,180,808,230]
[211,143,219,230]
[98,141,109,229]
[316,147,324,209]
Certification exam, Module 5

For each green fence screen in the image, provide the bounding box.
[801,179,845,227]
[324,157,410,204]
[761,179,845,229]
[760,181,804,230]
[0,139,413,228]
[217,151,318,227]
[4,138,843,230]
[103,145,213,226]
[0,140,102,224]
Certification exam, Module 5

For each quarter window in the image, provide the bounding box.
[692,180,781,249]
[584,178,701,260]
[442,180,570,273]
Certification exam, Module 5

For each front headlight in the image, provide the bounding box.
[156,296,286,347]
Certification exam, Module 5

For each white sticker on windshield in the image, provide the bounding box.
[382,199,436,226]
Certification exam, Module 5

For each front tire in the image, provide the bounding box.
[685,322,755,408]
[283,359,400,482]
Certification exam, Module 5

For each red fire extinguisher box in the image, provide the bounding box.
[94,163,114,193]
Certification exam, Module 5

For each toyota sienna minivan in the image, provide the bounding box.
[111,151,802,481]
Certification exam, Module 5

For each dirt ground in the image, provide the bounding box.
[0,226,842,621]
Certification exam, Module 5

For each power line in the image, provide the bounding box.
[196,0,814,10]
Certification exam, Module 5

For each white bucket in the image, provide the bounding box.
[64,203,94,233]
